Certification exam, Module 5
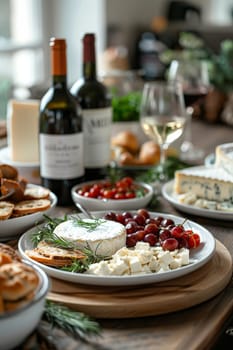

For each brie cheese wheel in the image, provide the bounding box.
[53,218,126,257]
[215,143,233,176]
[7,99,40,163]
[174,165,233,202]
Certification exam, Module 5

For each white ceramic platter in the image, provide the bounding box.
[18,211,216,286]
[162,180,233,221]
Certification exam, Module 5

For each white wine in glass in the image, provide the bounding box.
[168,59,210,162]
[140,81,186,182]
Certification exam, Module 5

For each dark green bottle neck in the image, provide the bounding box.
[52,75,67,88]
[83,62,96,81]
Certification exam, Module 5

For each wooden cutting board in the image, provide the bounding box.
[47,240,232,318]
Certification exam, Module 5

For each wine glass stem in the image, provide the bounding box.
[160,143,168,181]
[184,106,193,143]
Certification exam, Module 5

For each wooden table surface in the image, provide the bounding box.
[9,119,233,349]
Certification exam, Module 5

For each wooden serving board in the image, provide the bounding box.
[47,240,232,318]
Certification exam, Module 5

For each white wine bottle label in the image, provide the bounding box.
[83,107,112,168]
[40,133,84,179]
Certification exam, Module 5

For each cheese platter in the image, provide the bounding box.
[18,211,216,286]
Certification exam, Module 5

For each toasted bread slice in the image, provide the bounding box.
[0,201,14,220]
[26,240,85,267]
[24,186,50,200]
[13,199,51,216]
[1,178,25,202]
[0,164,18,180]
[37,240,85,260]
[26,249,75,267]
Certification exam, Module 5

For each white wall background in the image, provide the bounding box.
[41,0,107,85]
[0,0,232,89]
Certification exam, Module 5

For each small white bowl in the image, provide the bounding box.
[0,185,57,241]
[71,180,154,211]
[0,262,50,350]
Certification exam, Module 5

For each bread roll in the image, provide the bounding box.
[0,262,39,301]
[111,131,140,154]
[139,141,160,165]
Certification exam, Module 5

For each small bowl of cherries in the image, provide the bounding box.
[71,177,154,211]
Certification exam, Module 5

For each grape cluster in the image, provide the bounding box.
[104,209,200,251]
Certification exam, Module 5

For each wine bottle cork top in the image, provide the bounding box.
[50,38,66,49]
[83,33,95,43]
[50,37,67,75]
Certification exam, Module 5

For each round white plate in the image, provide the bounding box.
[18,211,216,286]
[0,185,57,241]
[0,147,39,167]
[162,180,233,221]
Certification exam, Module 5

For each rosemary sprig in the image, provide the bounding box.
[61,243,108,273]
[43,301,101,341]
[71,216,105,231]
[31,215,69,246]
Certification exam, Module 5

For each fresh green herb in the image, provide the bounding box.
[71,217,105,231]
[135,186,147,198]
[61,243,107,273]
[112,91,141,122]
[43,301,101,341]
[31,215,69,246]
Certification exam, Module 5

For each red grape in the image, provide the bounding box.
[162,238,179,251]
[144,223,159,235]
[143,233,158,246]
[137,209,150,220]
[159,229,171,241]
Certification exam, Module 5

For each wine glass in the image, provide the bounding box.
[140,81,186,182]
[168,59,210,162]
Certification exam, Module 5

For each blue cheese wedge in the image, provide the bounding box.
[53,218,126,257]
[174,165,233,202]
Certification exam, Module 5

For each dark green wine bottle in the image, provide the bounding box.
[39,38,84,206]
[70,33,112,181]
